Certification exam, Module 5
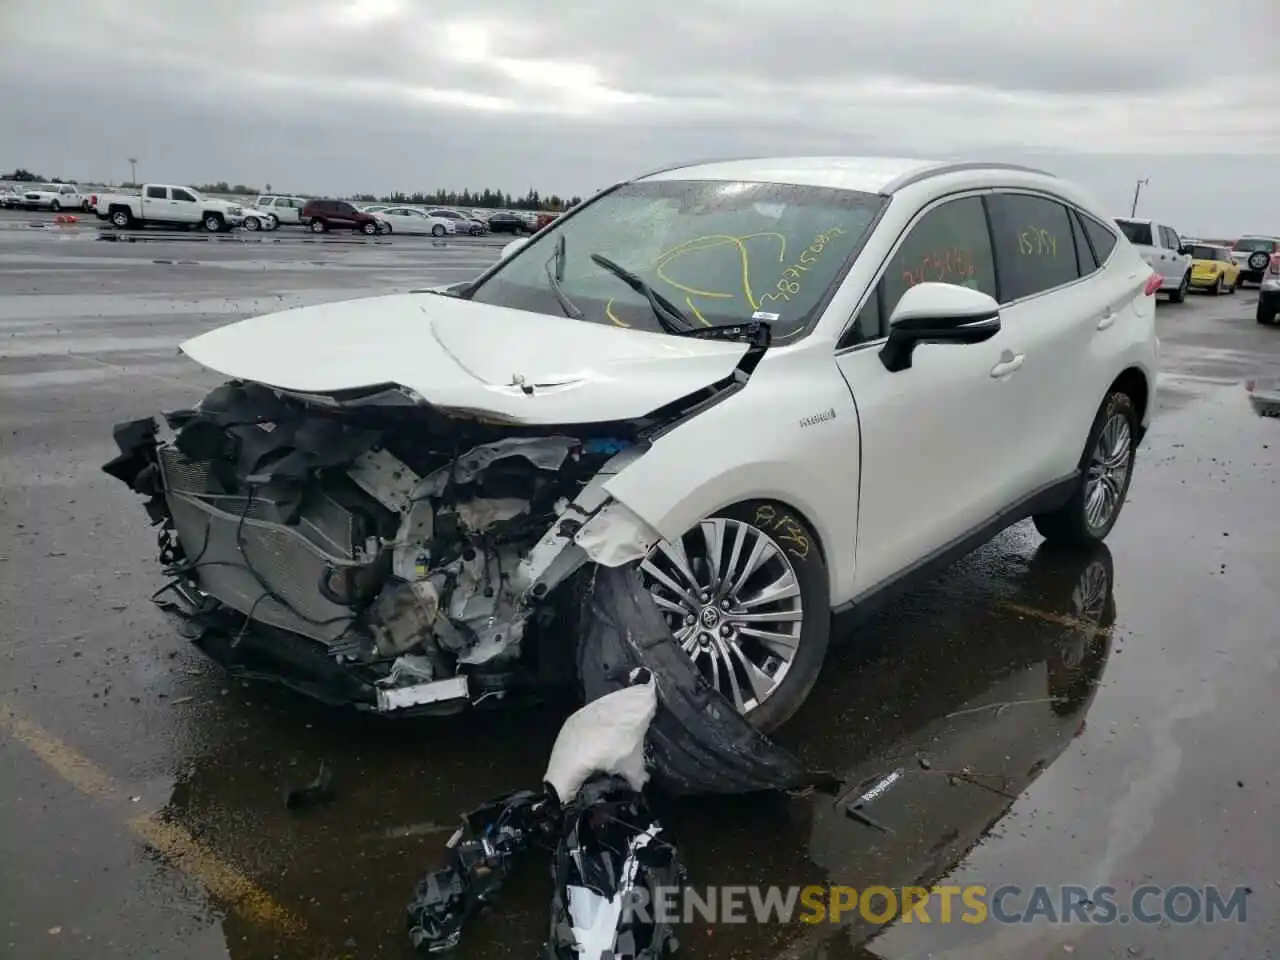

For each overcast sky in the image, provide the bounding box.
[2,0,1277,235]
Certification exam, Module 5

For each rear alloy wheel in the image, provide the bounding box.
[110,210,130,228]
[1259,302,1278,325]
[1034,391,1138,545]
[1169,272,1189,303]
[639,501,829,732]
[1211,274,1224,296]
[310,218,327,233]
[50,200,61,212]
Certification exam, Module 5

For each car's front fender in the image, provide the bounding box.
[602,348,861,603]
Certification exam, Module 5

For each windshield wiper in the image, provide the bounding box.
[544,234,584,319]
[589,252,695,334]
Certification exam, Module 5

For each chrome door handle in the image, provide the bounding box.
[1097,308,1116,331]
[990,353,1025,378]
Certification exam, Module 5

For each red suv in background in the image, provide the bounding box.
[301,199,383,235]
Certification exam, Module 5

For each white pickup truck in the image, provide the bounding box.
[92,184,245,232]
[1113,217,1193,302]
[19,183,89,212]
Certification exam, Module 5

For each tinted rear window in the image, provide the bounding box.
[1190,245,1218,260]
[1115,220,1153,246]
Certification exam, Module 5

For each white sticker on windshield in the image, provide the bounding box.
[752,311,780,321]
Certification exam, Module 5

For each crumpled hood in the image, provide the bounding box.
[179,293,750,424]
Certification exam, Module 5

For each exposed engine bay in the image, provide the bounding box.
[103,379,662,715]
[104,377,831,799]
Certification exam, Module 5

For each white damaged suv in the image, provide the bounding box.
[104,157,1159,732]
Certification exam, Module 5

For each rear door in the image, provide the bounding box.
[984,192,1109,486]
[140,185,170,221]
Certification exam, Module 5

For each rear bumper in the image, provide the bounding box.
[1189,272,1223,287]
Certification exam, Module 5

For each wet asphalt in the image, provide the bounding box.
[1,208,1277,960]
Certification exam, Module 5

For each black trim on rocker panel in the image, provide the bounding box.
[831,472,1079,624]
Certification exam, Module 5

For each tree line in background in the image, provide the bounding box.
[3,170,583,211]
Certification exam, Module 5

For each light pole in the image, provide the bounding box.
[127,158,138,185]
[1130,178,1149,217]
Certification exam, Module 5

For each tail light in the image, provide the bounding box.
[1143,273,1163,296]
[1270,254,1280,276]
[1245,379,1256,393]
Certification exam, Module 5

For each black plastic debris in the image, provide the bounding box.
[407,789,554,953]
[577,565,837,796]
[285,761,334,810]
[407,675,687,958]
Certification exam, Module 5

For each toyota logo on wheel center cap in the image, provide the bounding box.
[699,607,721,628]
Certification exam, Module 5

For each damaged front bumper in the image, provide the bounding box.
[103,380,665,717]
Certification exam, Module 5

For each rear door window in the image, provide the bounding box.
[985,193,1082,301]
[145,186,167,199]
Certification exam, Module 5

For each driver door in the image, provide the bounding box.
[834,193,1026,597]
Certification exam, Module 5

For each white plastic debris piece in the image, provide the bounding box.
[543,676,657,804]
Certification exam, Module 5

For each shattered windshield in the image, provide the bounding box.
[466,179,886,344]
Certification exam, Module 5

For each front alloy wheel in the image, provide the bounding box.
[640,503,829,731]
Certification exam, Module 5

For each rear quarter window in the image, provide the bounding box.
[1078,214,1118,265]
[986,193,1082,301]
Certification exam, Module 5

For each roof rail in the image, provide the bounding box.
[883,160,1056,193]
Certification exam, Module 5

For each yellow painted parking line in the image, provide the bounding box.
[996,600,1112,635]
[0,700,307,941]
[128,814,306,936]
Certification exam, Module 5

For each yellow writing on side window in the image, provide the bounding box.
[759,227,848,305]
[1018,226,1059,257]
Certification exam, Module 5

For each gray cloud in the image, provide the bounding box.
[2,0,1277,234]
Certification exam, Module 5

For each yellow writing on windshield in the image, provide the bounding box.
[759,227,847,305]
[1017,226,1059,257]
[600,226,849,341]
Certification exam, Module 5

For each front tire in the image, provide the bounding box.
[243,216,261,231]
[267,214,279,230]
[50,200,61,213]
[432,224,445,237]
[310,218,327,233]
[361,221,377,235]
[1034,391,1138,545]
[638,500,830,733]
[203,213,224,233]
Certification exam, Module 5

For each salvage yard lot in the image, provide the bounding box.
[1,211,1278,960]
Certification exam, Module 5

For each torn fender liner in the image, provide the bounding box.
[577,566,834,796]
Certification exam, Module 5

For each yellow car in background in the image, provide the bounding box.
[1188,243,1241,295]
